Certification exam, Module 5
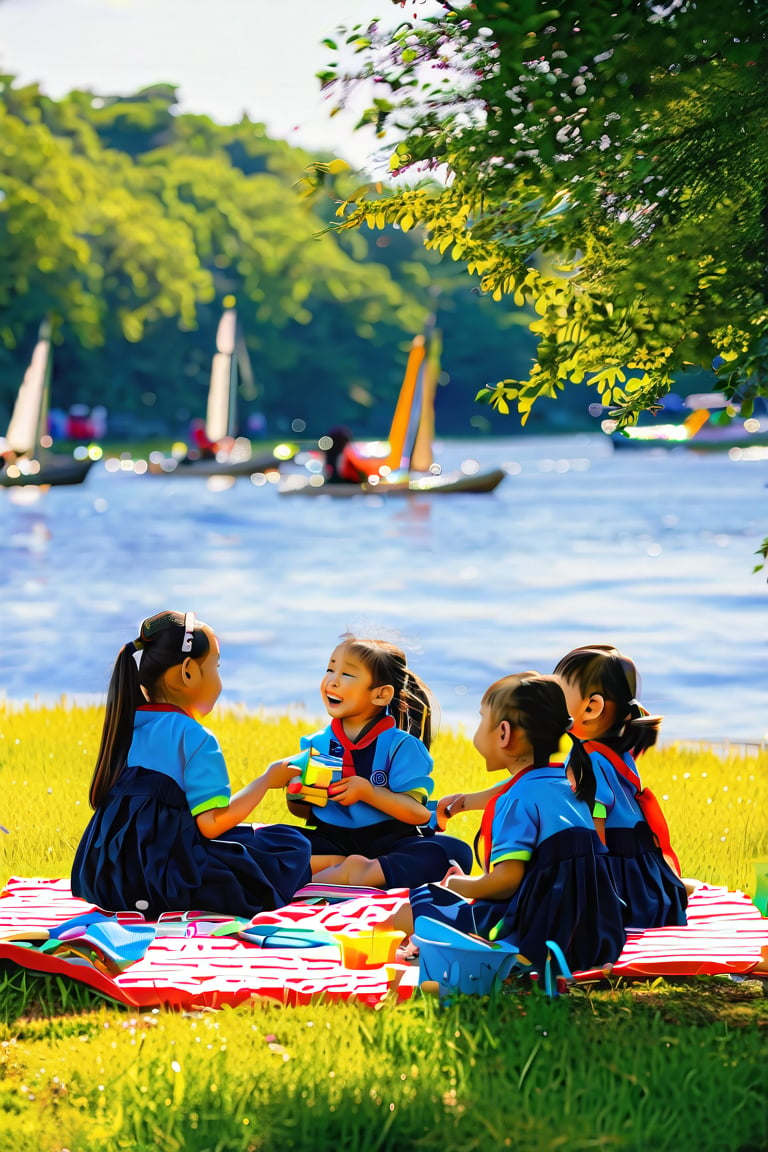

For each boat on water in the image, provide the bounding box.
[279,323,507,497]
[0,322,93,489]
[605,393,768,451]
[146,307,296,478]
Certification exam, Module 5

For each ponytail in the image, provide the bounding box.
[566,732,597,812]
[89,643,144,807]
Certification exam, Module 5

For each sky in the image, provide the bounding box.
[0,0,442,171]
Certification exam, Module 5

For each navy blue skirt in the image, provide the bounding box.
[410,827,627,974]
[72,767,312,919]
[605,822,688,929]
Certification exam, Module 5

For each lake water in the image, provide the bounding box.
[1,435,766,744]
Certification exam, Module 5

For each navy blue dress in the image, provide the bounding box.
[410,765,627,974]
[72,707,311,919]
[585,743,687,930]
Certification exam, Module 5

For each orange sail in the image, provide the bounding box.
[342,328,439,479]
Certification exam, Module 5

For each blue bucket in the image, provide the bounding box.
[412,916,522,996]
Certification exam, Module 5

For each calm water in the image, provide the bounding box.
[1,435,766,743]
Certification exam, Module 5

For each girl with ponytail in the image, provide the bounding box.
[554,644,688,929]
[72,611,311,918]
[403,673,627,975]
[276,634,473,889]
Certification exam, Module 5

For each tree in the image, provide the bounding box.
[314,0,768,427]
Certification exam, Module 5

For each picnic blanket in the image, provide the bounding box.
[0,878,765,1009]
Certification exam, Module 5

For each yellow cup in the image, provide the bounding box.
[335,928,403,969]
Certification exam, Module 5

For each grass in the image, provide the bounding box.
[1,701,767,1152]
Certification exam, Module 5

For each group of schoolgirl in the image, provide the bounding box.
[73,611,689,977]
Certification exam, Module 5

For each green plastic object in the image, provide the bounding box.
[751,858,768,916]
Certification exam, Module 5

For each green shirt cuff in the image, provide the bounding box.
[593,802,607,820]
[490,849,531,865]
[190,795,230,817]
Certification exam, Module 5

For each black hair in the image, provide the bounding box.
[553,644,661,757]
[88,611,210,808]
[482,673,596,809]
[342,635,433,748]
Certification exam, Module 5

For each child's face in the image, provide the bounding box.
[321,643,387,726]
[473,703,506,772]
[189,628,222,717]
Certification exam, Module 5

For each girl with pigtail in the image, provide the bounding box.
[554,644,688,929]
[72,611,311,919]
[277,634,474,888]
[398,673,627,974]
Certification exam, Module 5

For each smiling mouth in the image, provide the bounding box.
[326,694,342,706]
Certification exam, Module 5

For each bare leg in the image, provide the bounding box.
[311,853,387,888]
[310,854,345,875]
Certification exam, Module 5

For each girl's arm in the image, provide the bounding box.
[196,760,298,838]
[437,781,508,826]
[443,858,525,902]
[327,775,429,824]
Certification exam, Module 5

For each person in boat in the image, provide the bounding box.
[72,610,311,919]
[553,644,690,928]
[394,674,627,975]
[322,426,361,483]
[184,418,219,462]
[272,634,474,888]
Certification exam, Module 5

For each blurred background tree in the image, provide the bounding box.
[0,75,551,441]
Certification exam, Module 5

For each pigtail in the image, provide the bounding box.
[396,668,433,749]
[623,701,662,757]
[566,732,597,812]
[89,643,144,808]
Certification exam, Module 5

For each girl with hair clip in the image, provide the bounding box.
[276,634,474,889]
[399,674,626,974]
[72,611,311,919]
[553,644,689,929]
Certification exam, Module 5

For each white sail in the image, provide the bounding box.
[205,309,238,442]
[5,323,52,457]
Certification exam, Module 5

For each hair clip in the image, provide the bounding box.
[181,612,195,653]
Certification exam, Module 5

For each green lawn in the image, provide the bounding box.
[1,702,766,1152]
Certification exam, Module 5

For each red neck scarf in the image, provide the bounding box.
[476,762,564,870]
[330,714,396,776]
[136,703,191,717]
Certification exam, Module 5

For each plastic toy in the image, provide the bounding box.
[285,747,343,807]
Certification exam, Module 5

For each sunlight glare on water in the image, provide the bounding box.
[1,435,765,744]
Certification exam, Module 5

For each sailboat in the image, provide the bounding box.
[279,322,506,497]
[0,321,93,489]
[147,307,295,477]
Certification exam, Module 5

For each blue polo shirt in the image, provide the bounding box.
[588,749,644,830]
[128,708,230,816]
[300,722,433,829]
[489,764,596,867]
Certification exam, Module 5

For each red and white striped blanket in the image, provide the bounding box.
[0,878,765,1009]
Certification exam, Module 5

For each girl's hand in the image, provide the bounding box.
[437,793,465,828]
[265,759,302,789]
[441,862,466,885]
[328,775,372,806]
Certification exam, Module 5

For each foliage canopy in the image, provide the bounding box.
[0,76,538,436]
[317,0,768,427]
